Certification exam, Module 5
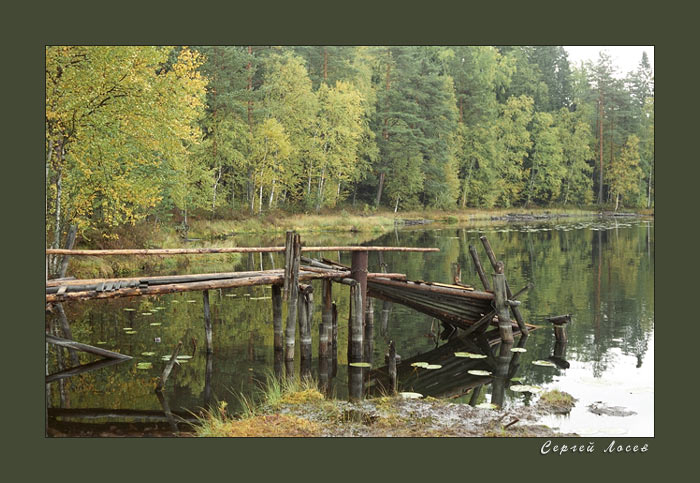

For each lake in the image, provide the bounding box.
[45,216,654,437]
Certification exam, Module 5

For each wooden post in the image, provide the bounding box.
[299,284,313,378]
[203,290,213,354]
[451,263,462,285]
[285,233,301,362]
[320,280,332,359]
[469,385,482,406]
[468,245,491,291]
[548,314,571,343]
[348,282,363,363]
[272,285,283,353]
[492,262,514,345]
[388,340,397,395]
[479,236,528,335]
[491,338,513,408]
[331,301,338,377]
[351,250,368,318]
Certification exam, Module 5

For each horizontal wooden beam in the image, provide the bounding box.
[46,270,352,303]
[46,246,440,256]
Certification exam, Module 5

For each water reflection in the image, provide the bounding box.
[45,217,653,435]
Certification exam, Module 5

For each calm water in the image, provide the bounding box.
[46,217,654,436]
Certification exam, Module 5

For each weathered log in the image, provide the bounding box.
[469,245,491,291]
[479,236,529,336]
[320,280,332,359]
[156,340,183,392]
[46,270,349,303]
[46,334,131,360]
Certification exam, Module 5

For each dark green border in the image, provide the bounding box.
[13,2,676,479]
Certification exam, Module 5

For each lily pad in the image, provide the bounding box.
[225,294,237,297]
[141,312,152,316]
[349,362,371,368]
[425,364,442,370]
[136,362,153,370]
[176,355,192,360]
[186,300,197,303]
[122,327,133,331]
[124,308,136,312]
[141,351,156,357]
[411,362,430,368]
[468,370,492,376]
[510,377,524,382]
[509,384,542,393]
[476,403,498,410]
[510,348,527,353]
[125,330,137,335]
[532,360,557,368]
[454,352,473,358]
[96,341,107,345]
[172,300,180,303]
[149,322,162,326]
[399,392,423,399]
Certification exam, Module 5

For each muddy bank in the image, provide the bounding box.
[48,392,578,438]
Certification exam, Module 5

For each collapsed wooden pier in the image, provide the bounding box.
[46,232,533,400]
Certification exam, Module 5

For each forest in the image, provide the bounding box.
[46,46,654,247]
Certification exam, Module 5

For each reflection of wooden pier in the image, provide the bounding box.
[46,232,532,402]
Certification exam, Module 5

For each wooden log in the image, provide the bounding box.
[46,270,349,303]
[47,246,440,256]
[479,236,529,336]
[492,272,514,345]
[203,290,213,354]
[368,277,494,301]
[46,334,131,360]
[388,340,397,395]
[460,311,497,337]
[272,285,283,353]
[156,340,183,392]
[469,245,491,291]
[154,389,179,434]
[47,408,198,423]
[47,269,286,289]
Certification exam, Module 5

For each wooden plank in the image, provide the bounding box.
[46,270,351,303]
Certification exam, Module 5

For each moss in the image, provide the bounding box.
[207,414,323,437]
[279,388,325,406]
[537,389,576,413]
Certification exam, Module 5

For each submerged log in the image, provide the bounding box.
[46,334,131,360]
